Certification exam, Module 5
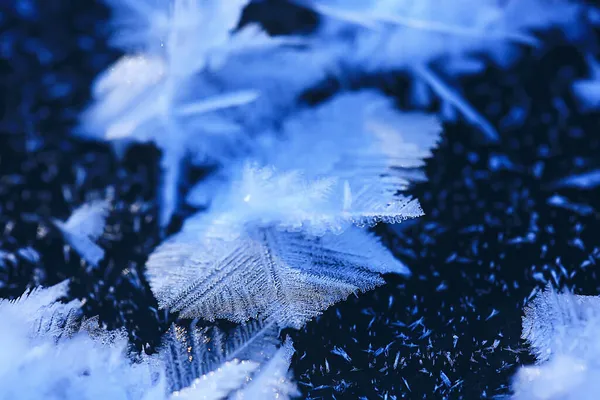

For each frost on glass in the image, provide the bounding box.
[512,287,600,400]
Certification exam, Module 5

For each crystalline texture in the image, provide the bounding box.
[187,90,439,236]
[521,287,600,362]
[147,225,407,329]
[512,288,600,400]
[299,0,587,142]
[148,90,432,328]
[51,200,110,267]
[0,283,162,400]
[157,319,297,399]
[82,0,334,229]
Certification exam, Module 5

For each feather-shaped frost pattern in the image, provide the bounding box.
[264,90,439,172]
[188,164,423,238]
[2,285,300,399]
[261,90,438,232]
[521,286,600,362]
[187,90,438,235]
[512,288,600,399]
[0,280,80,340]
[158,319,279,392]
[148,90,429,327]
[147,224,408,328]
[51,200,110,266]
[158,319,297,399]
[0,284,163,400]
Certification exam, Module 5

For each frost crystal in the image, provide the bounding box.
[0,281,80,340]
[82,0,331,228]
[0,283,298,399]
[300,0,586,141]
[51,200,110,266]
[186,90,439,230]
[252,90,438,234]
[147,90,433,327]
[148,225,407,329]
[231,338,299,400]
[169,360,259,400]
[512,288,600,399]
[0,283,162,400]
[157,319,297,399]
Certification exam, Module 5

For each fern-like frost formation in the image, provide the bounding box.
[512,288,600,400]
[0,284,297,399]
[0,283,162,400]
[148,226,408,328]
[146,89,437,328]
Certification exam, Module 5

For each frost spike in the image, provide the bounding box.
[413,64,498,142]
[157,319,294,397]
[231,337,299,399]
[51,200,109,266]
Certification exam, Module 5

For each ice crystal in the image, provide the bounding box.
[147,225,407,329]
[157,319,297,399]
[82,0,335,228]
[300,0,588,141]
[0,283,162,400]
[148,90,434,328]
[512,288,600,399]
[186,90,439,235]
[0,283,298,399]
[51,200,110,266]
